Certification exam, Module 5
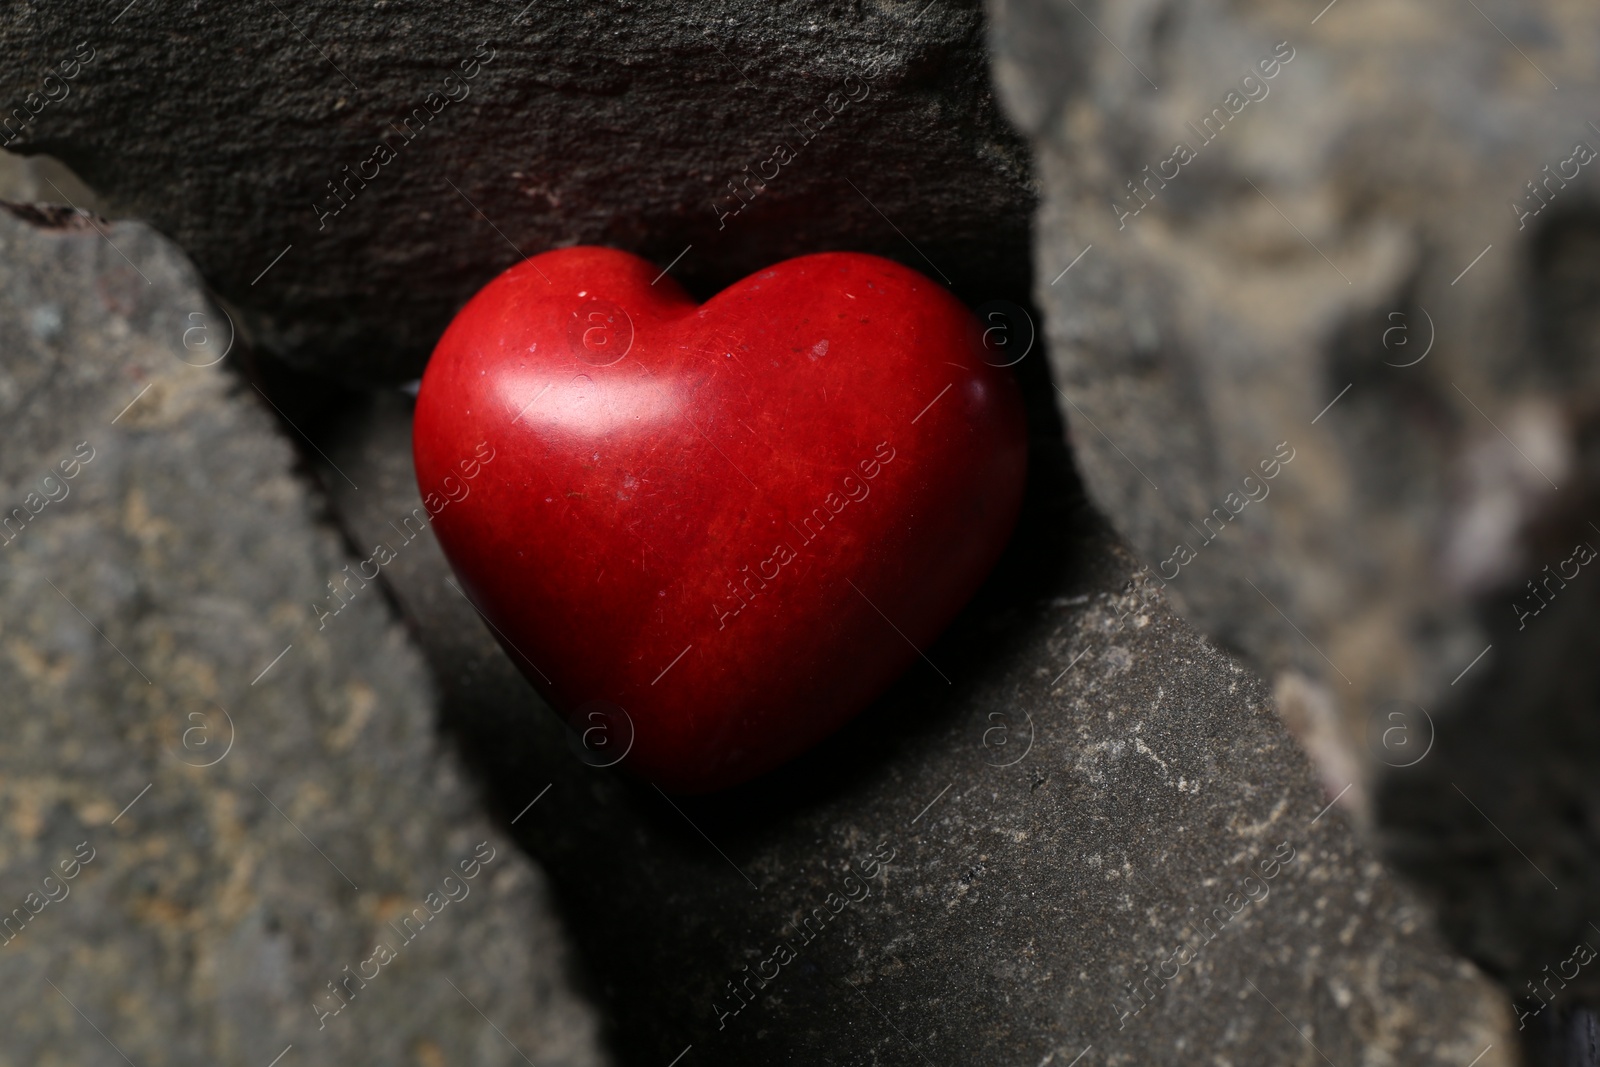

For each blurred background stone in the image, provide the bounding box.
[313,381,1515,1066]
[0,0,1033,384]
[989,0,1600,1046]
[0,206,605,1066]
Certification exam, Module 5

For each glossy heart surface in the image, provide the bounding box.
[413,247,1027,792]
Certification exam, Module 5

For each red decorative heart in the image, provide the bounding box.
[414,247,1027,792]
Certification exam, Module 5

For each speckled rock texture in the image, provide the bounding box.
[0,0,1032,384]
[0,205,605,1067]
[990,0,1600,1030]
[315,385,1515,1066]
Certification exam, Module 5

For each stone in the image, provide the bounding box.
[0,147,99,210]
[0,2,1033,384]
[0,204,604,1066]
[990,0,1600,1037]
[315,379,1514,1065]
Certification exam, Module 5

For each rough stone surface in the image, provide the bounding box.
[0,0,1033,384]
[990,0,1600,1027]
[0,206,605,1066]
[317,383,1514,1066]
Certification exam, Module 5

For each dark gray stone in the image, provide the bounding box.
[0,0,1032,384]
[990,0,1600,1032]
[0,205,605,1067]
[317,384,1514,1066]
